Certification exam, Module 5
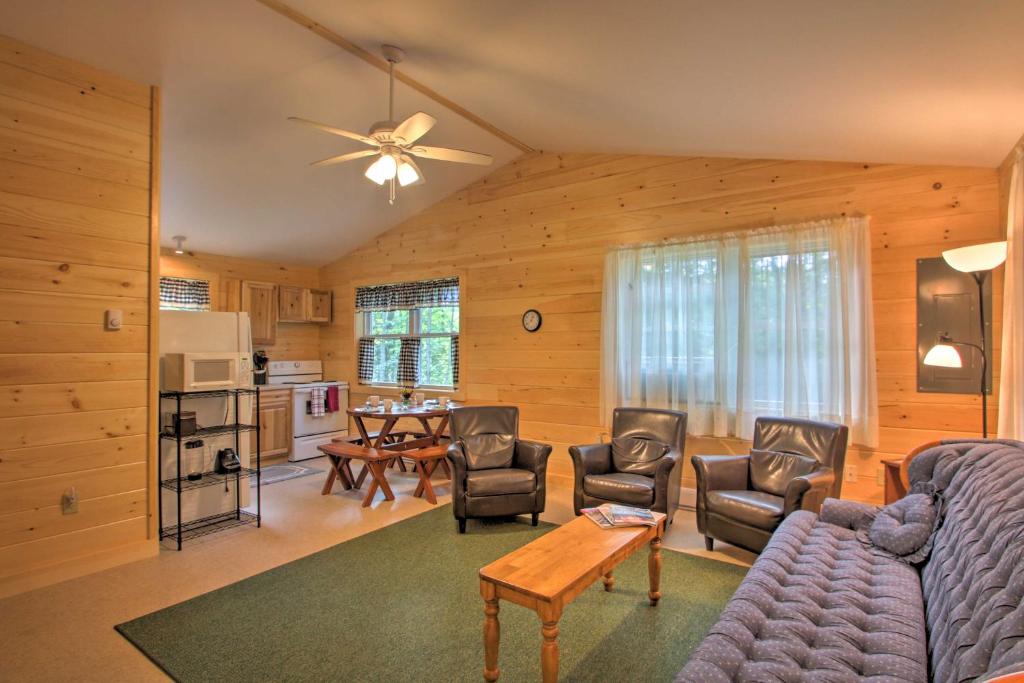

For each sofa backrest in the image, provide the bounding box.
[911,440,1024,682]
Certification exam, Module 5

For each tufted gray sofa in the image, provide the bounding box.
[676,439,1024,682]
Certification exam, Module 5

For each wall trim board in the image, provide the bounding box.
[146,86,160,540]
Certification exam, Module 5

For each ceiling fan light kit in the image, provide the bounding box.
[290,44,492,204]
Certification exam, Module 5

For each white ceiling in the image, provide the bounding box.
[2,1,1023,265]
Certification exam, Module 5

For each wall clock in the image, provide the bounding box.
[522,309,542,333]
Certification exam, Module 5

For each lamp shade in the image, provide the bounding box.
[364,154,397,185]
[396,156,422,187]
[941,241,1007,273]
[923,343,963,368]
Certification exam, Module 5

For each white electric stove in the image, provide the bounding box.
[267,360,348,462]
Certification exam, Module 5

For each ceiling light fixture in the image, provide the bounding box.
[172,235,187,255]
[288,44,492,205]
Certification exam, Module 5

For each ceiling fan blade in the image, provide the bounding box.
[393,112,436,145]
[288,116,377,146]
[408,145,493,166]
[310,149,378,167]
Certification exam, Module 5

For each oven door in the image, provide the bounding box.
[292,387,348,437]
[185,353,242,391]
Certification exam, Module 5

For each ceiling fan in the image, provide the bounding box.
[289,44,493,204]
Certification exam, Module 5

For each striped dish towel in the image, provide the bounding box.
[310,387,326,417]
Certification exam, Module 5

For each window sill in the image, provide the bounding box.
[358,385,465,401]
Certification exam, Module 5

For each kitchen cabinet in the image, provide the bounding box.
[255,388,291,459]
[278,285,307,323]
[308,289,332,323]
[240,280,277,346]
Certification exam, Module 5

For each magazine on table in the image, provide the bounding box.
[581,504,658,528]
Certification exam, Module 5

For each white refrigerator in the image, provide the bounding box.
[159,311,254,526]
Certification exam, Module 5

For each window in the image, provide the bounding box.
[159,276,211,311]
[356,278,460,388]
[602,217,878,446]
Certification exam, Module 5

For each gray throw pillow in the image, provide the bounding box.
[461,433,515,470]
[862,493,937,563]
[611,437,668,476]
[749,449,819,496]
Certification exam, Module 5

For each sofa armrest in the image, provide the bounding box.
[784,468,836,515]
[819,497,877,530]
[514,439,553,473]
[691,454,750,493]
[569,443,612,477]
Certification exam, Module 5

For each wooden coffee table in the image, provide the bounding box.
[478,513,666,682]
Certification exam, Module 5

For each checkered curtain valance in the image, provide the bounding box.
[355,277,459,311]
[159,276,211,311]
[397,337,421,386]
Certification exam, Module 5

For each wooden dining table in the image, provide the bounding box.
[320,403,454,505]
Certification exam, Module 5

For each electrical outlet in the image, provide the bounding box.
[844,465,858,484]
[876,466,885,486]
[61,487,78,515]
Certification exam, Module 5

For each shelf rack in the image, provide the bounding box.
[158,388,262,550]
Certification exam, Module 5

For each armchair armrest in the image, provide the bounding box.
[652,451,682,512]
[784,467,836,515]
[446,441,469,484]
[568,443,611,477]
[819,497,878,530]
[691,454,750,493]
[514,439,553,473]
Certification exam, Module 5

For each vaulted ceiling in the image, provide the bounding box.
[2,0,1022,265]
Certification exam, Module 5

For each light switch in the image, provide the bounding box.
[105,309,122,330]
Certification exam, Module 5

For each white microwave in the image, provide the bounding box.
[162,352,251,392]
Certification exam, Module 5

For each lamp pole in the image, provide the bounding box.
[972,271,990,439]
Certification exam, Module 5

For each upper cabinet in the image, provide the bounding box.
[240,280,277,346]
[308,289,332,323]
[278,285,307,323]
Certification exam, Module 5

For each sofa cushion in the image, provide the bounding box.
[611,436,668,476]
[466,468,535,496]
[863,493,936,563]
[750,448,819,496]
[583,472,654,506]
[676,510,928,682]
[706,490,784,530]
[461,433,515,470]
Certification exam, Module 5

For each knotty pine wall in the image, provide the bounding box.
[320,151,1002,503]
[0,37,156,587]
[160,249,321,360]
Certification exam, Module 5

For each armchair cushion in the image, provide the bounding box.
[706,490,784,530]
[466,468,536,496]
[750,448,819,496]
[611,437,669,477]
[461,433,515,470]
[583,472,655,507]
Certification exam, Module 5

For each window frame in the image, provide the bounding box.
[360,307,459,390]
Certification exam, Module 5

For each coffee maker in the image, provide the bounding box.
[252,350,269,385]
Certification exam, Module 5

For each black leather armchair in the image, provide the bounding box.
[447,406,552,533]
[569,408,687,525]
[693,417,849,553]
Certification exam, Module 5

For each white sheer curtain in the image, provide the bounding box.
[999,148,1024,439]
[602,216,878,446]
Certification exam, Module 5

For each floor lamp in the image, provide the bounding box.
[923,241,1007,438]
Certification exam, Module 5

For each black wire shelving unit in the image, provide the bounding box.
[158,388,262,550]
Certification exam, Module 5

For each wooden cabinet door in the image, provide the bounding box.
[308,289,332,323]
[241,281,277,346]
[279,285,308,323]
[254,391,291,458]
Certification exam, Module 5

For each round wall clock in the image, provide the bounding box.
[522,309,542,333]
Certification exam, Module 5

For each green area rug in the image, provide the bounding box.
[116,506,746,682]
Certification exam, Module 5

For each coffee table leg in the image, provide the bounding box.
[649,537,663,606]
[602,571,615,592]
[482,582,500,682]
[538,603,562,683]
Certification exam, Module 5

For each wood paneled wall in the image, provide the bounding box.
[320,151,1001,503]
[160,249,321,360]
[0,37,156,585]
